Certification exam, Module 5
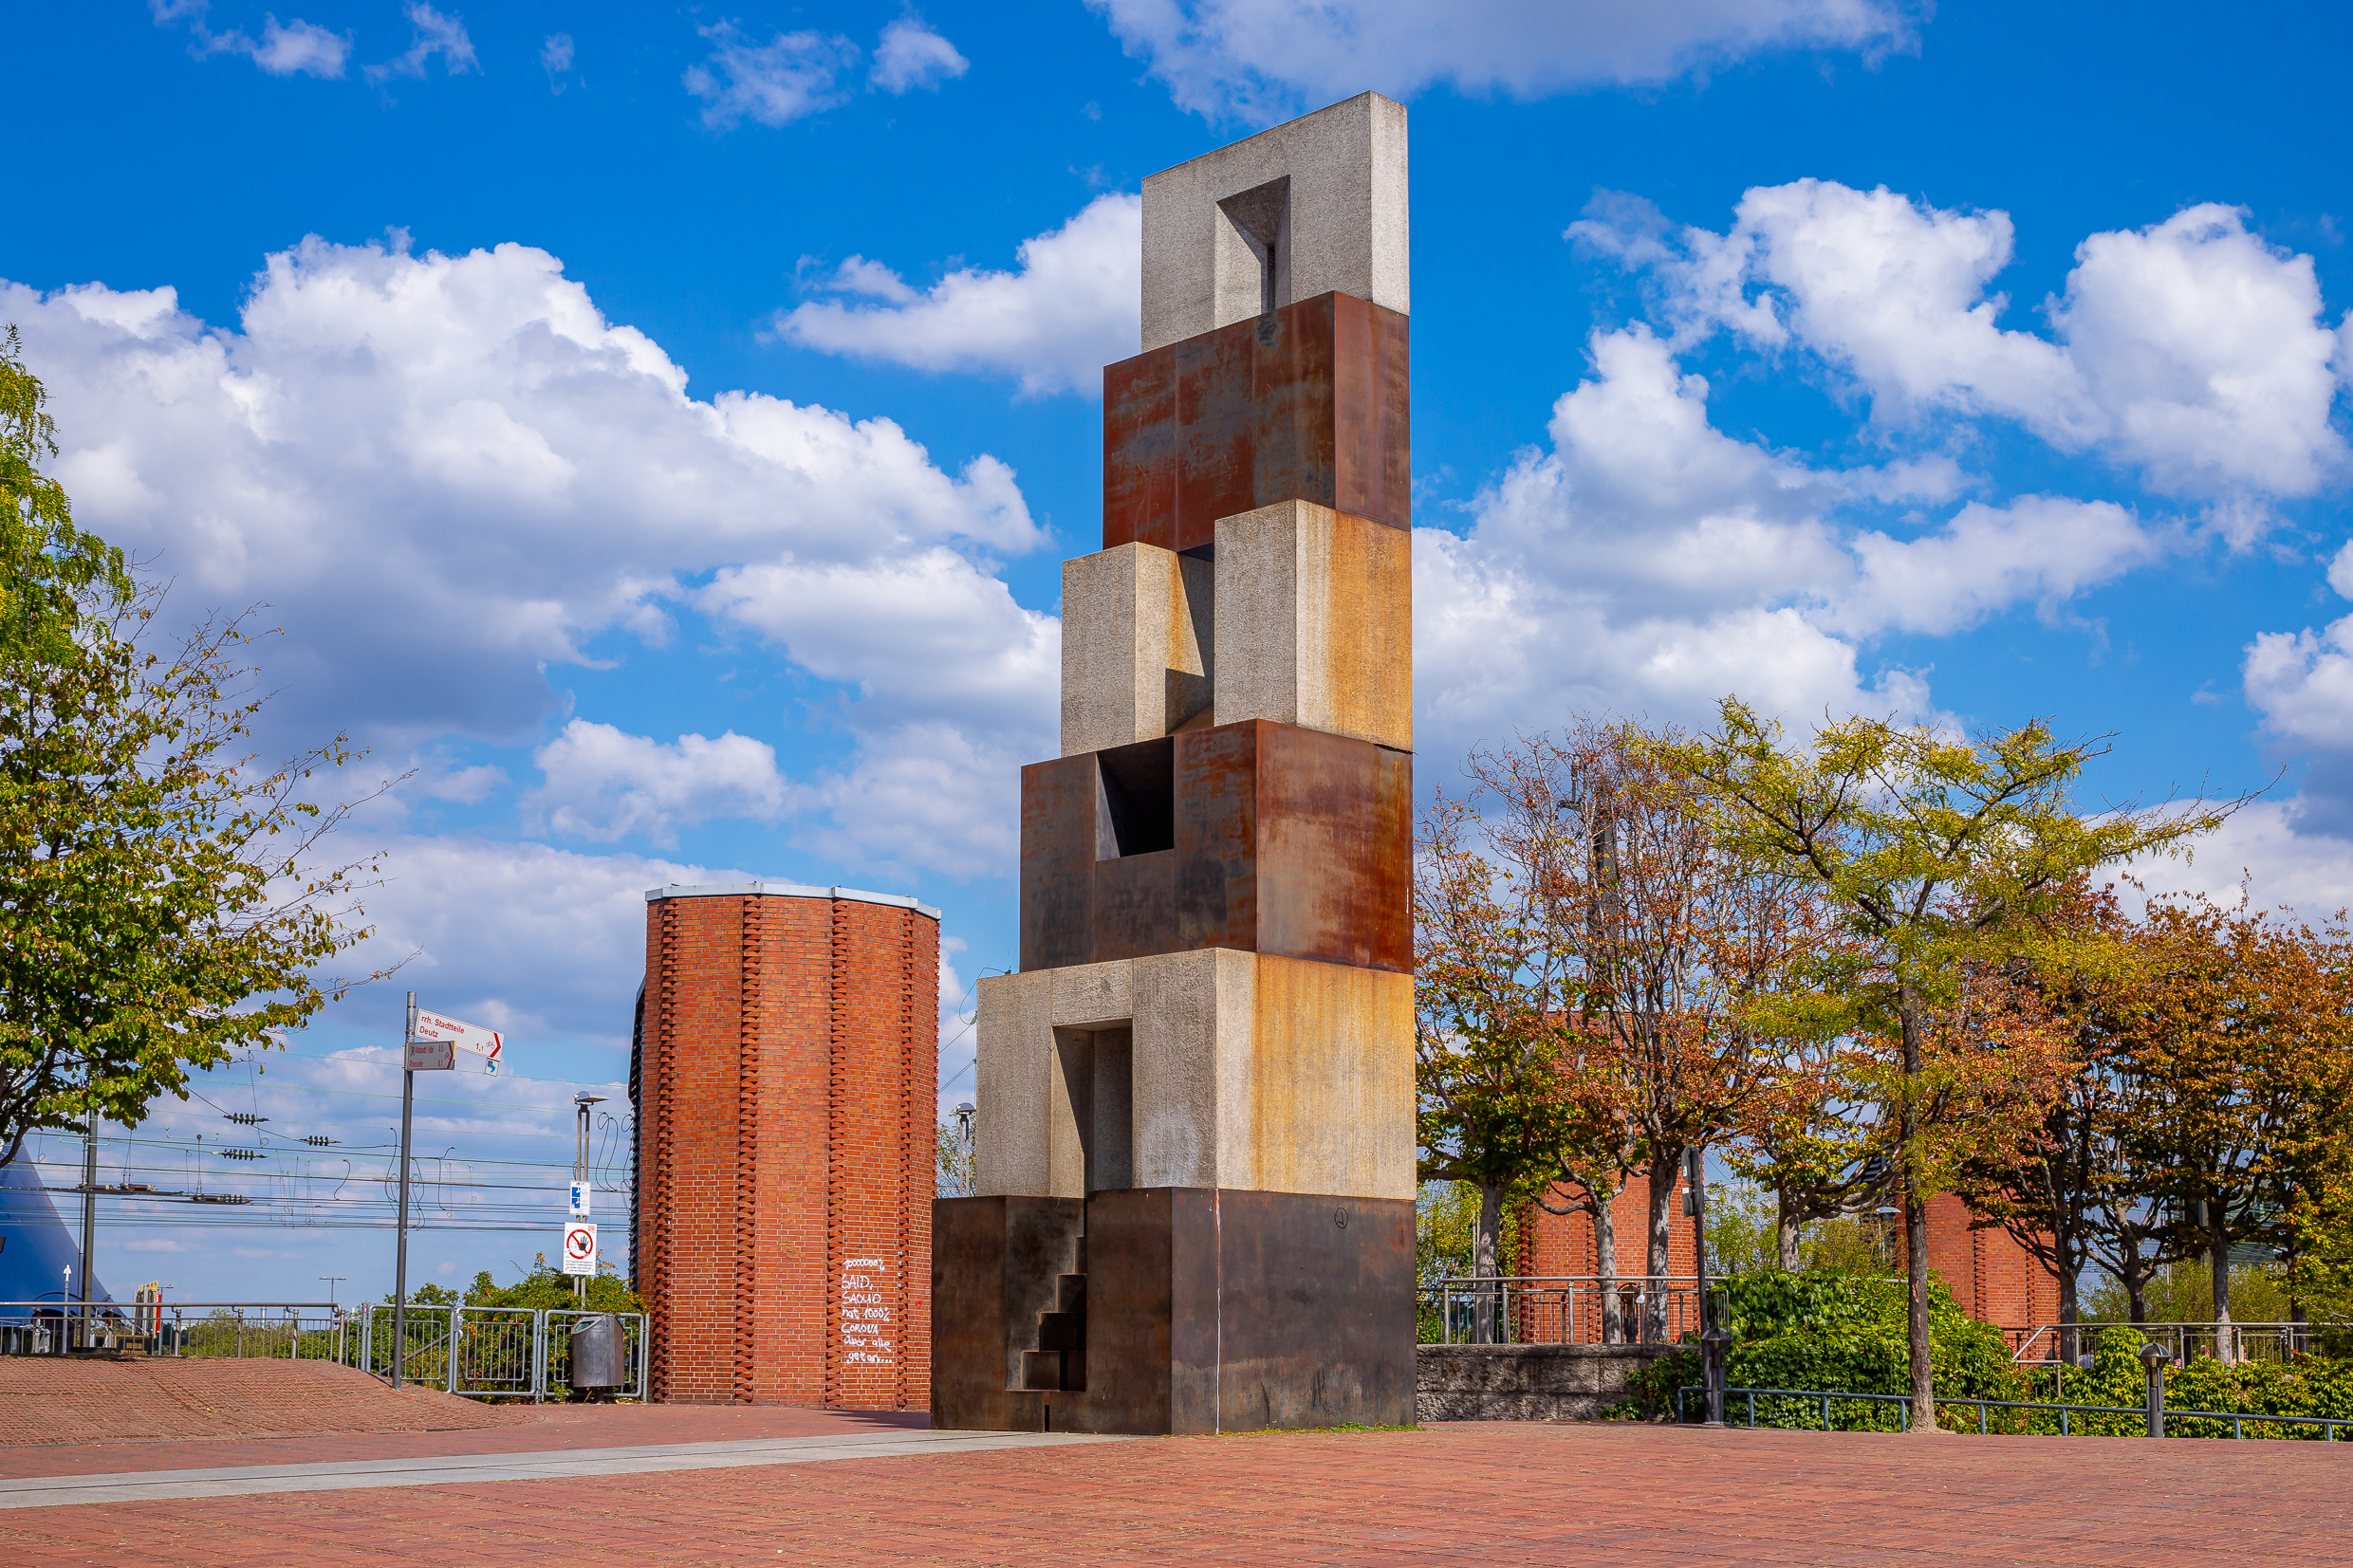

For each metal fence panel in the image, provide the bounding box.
[0,1300,647,1404]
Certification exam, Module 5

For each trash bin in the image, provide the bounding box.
[568,1313,625,1398]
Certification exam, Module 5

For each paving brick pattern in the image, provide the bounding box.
[0,1360,526,1448]
[4,1421,2349,1565]
[0,1401,924,1479]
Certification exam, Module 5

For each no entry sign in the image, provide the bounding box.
[562,1220,598,1277]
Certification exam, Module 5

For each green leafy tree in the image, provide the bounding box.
[1666,702,2220,1433]
[0,328,131,661]
[466,1258,644,1315]
[0,349,385,1167]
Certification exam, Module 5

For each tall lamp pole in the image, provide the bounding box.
[79,1110,97,1350]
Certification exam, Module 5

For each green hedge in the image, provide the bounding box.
[1613,1276,2353,1439]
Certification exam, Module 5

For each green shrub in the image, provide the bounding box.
[1612,1269,2021,1428]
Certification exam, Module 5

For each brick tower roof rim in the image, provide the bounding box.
[641,880,941,920]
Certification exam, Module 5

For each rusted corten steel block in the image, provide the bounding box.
[932,1189,1417,1435]
[1102,291,1410,553]
[1019,718,1411,974]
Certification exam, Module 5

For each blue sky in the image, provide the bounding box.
[5,0,2352,1301]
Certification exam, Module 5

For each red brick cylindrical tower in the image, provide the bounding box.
[634,881,937,1408]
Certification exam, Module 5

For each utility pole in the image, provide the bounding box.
[573,1092,605,1307]
[80,1110,97,1348]
[393,990,417,1388]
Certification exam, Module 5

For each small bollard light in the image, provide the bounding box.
[2139,1341,2172,1439]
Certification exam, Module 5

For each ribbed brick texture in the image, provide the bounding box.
[638,892,936,1409]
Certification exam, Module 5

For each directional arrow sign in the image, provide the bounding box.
[412,1009,505,1074]
[562,1221,598,1278]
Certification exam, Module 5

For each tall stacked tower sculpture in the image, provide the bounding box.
[933,92,1415,1436]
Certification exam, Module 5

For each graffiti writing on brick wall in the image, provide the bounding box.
[840,1256,896,1368]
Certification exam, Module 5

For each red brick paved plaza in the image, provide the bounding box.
[2,1415,2347,1566]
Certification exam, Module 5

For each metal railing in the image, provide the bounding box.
[2009,1321,2316,1365]
[0,1300,648,1402]
[1418,1277,1705,1346]
[0,1301,343,1358]
[1677,1383,2353,1441]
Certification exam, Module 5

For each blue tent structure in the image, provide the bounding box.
[0,1158,109,1307]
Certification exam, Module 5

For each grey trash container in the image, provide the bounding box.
[569,1313,626,1395]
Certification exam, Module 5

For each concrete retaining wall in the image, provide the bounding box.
[1416,1343,1679,1422]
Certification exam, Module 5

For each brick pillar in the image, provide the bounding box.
[636,881,938,1407]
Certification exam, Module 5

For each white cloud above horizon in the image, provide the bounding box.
[151,0,353,78]
[776,194,1140,396]
[1411,323,2174,755]
[1575,183,2350,534]
[8,233,1050,881]
[1086,0,1916,123]
[870,16,970,94]
[362,2,477,83]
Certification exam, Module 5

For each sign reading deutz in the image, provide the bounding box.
[412,1008,505,1073]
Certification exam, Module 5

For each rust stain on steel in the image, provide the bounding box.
[1103,293,1410,553]
[1020,720,1411,973]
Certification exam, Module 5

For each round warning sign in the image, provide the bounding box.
[562,1220,598,1277]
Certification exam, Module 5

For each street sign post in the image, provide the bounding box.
[393,1000,510,1387]
[411,1010,504,1073]
[403,1039,455,1071]
[562,1221,598,1278]
[570,1092,605,1304]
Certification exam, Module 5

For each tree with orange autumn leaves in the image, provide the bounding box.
[1417,720,1839,1343]
[1658,704,2221,1430]
[1955,881,2353,1361]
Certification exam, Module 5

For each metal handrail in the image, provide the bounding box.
[1677,1383,2353,1440]
[1418,1276,1710,1347]
[2010,1320,2325,1364]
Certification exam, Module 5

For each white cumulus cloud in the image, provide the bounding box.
[152,2,353,78]
[526,722,795,846]
[1412,325,2169,753]
[870,16,969,93]
[777,194,1141,396]
[6,234,1048,877]
[363,2,477,83]
[1087,0,1915,123]
[684,23,858,129]
[1579,183,2349,527]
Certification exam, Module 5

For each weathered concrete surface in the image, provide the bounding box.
[1141,91,1409,351]
[1415,1343,1679,1423]
[974,969,1054,1196]
[1215,501,1412,751]
[981,949,1412,1202]
[1061,544,1213,756]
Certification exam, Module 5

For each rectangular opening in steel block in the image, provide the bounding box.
[1094,737,1175,858]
